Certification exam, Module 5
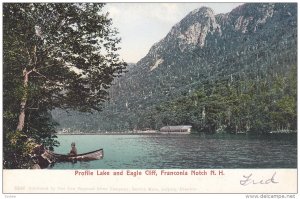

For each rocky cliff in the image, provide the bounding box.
[52,3,297,131]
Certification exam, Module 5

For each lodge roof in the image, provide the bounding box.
[160,125,192,130]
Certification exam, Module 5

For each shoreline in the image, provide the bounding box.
[56,133,160,135]
[55,131,297,136]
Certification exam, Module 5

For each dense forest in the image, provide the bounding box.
[137,64,297,134]
[55,63,296,134]
[53,3,297,134]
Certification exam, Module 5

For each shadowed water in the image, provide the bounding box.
[49,134,297,169]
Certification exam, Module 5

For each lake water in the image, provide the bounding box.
[49,134,297,169]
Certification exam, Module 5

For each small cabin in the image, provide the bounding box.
[160,125,192,134]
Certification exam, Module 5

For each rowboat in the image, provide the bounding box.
[42,148,104,163]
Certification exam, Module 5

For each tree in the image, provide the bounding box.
[3,3,127,168]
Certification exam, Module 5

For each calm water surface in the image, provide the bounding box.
[49,134,297,169]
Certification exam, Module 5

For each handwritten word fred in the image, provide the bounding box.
[240,172,278,186]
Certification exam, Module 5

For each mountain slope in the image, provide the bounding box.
[110,3,296,110]
[52,3,297,133]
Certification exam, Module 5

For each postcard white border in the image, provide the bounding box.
[1,0,299,197]
[3,169,297,194]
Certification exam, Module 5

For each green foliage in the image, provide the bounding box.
[3,131,36,168]
[3,3,127,112]
[54,64,297,136]
[51,4,296,136]
[145,65,297,134]
[58,64,296,135]
[3,3,126,168]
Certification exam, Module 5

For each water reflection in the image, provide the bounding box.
[50,134,297,169]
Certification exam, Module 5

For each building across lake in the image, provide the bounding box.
[160,125,192,134]
[56,126,193,135]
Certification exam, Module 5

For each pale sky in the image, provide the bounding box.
[103,3,244,63]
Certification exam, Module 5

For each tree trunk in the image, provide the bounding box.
[16,69,29,132]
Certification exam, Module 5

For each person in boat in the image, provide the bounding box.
[69,142,77,156]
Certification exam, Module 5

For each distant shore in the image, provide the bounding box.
[55,129,297,136]
[56,130,159,135]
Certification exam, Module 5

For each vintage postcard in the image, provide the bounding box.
[2,1,298,197]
